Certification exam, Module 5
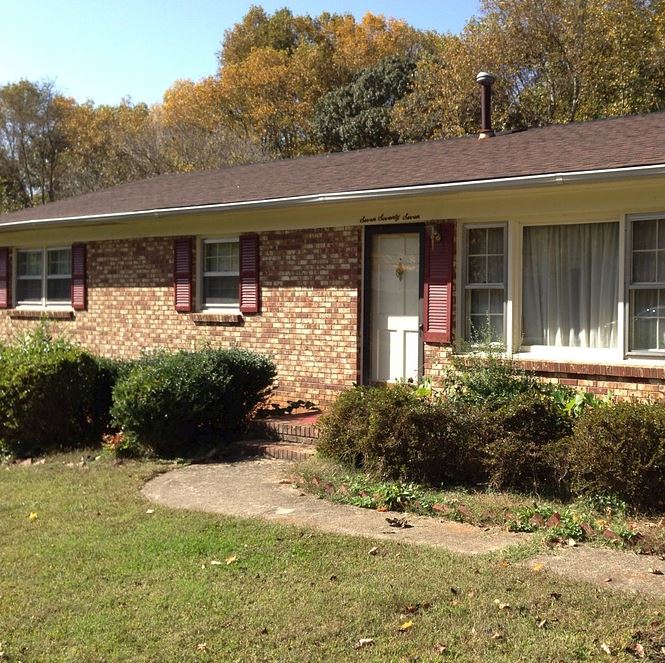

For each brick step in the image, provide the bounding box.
[236,440,316,462]
[248,414,320,446]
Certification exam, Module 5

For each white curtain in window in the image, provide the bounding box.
[522,222,619,348]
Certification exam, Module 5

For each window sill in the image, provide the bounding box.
[7,308,75,320]
[512,354,665,380]
[191,312,244,325]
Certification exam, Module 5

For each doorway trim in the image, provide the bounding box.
[361,223,426,384]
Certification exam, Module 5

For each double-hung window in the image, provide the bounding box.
[463,225,506,344]
[201,239,240,310]
[16,247,72,307]
[628,216,665,354]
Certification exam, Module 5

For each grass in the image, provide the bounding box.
[0,453,663,662]
[295,457,665,554]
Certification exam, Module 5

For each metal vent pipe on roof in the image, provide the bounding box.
[476,71,496,139]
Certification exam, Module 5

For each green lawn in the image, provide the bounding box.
[0,454,663,662]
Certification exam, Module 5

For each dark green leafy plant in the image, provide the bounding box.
[445,346,539,410]
[485,391,572,493]
[568,401,665,511]
[111,347,276,457]
[0,327,109,456]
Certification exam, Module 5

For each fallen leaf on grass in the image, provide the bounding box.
[630,643,646,658]
[600,643,612,655]
[537,619,547,629]
[491,631,503,640]
[209,560,223,566]
[355,638,374,649]
[433,643,447,654]
[532,563,544,572]
[494,599,511,610]
[368,547,379,556]
[567,538,578,547]
[225,555,238,565]
[145,509,154,514]
[399,620,414,632]
[197,643,207,651]
[28,512,38,521]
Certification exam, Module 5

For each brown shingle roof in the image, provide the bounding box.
[1,112,664,227]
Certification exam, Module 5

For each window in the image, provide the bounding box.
[16,247,71,306]
[201,239,240,309]
[629,217,665,353]
[463,225,506,343]
[522,222,619,349]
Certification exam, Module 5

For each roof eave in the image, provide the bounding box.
[1,162,664,231]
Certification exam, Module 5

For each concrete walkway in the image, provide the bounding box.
[142,458,521,555]
[143,458,665,598]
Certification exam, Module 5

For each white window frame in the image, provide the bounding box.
[198,237,240,312]
[14,246,72,309]
[625,213,665,358]
[459,222,508,347]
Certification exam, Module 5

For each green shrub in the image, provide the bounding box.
[0,328,106,456]
[318,385,486,485]
[110,347,276,457]
[317,386,375,466]
[568,401,665,511]
[446,349,540,410]
[484,392,572,493]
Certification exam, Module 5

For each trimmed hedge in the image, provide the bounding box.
[486,392,572,492]
[111,347,276,457]
[568,401,665,511]
[318,384,486,486]
[319,383,665,510]
[0,329,110,456]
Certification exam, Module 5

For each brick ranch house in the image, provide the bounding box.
[1,109,665,405]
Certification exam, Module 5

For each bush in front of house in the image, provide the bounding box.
[484,391,572,493]
[445,348,542,410]
[318,384,487,485]
[568,401,665,511]
[0,327,107,456]
[110,347,276,457]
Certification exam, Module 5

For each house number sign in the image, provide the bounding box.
[358,212,421,224]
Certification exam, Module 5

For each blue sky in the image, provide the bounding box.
[0,1,479,106]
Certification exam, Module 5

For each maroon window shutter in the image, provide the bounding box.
[71,244,87,310]
[0,247,10,309]
[173,237,193,312]
[423,223,454,343]
[239,234,260,314]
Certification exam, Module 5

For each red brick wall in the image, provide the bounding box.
[0,227,362,406]
[423,344,665,400]
[2,223,664,405]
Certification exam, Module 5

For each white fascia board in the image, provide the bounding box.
[1,163,665,231]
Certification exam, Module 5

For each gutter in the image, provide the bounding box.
[1,162,665,231]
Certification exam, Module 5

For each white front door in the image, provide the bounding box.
[370,232,421,382]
